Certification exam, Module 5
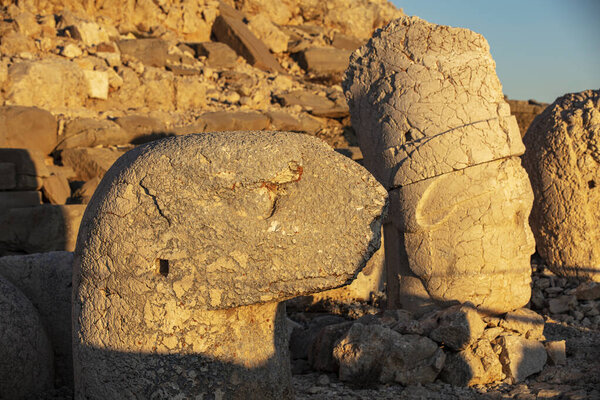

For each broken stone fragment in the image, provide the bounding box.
[117,38,168,68]
[343,16,534,315]
[296,47,353,83]
[188,42,238,68]
[440,338,504,386]
[500,308,545,340]
[427,303,487,351]
[0,275,54,399]
[57,118,128,150]
[73,131,387,399]
[523,90,600,282]
[83,70,109,99]
[544,340,566,365]
[0,106,57,155]
[333,323,445,386]
[61,147,127,181]
[0,148,49,190]
[495,335,547,383]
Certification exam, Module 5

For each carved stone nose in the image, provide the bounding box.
[72,131,387,399]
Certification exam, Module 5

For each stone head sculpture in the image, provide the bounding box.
[523,90,600,281]
[72,131,387,399]
[343,16,535,315]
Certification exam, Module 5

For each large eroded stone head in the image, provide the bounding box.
[523,89,600,281]
[73,131,387,398]
[343,16,534,314]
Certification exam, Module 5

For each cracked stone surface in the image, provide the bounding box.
[522,90,600,282]
[0,274,54,399]
[73,131,387,399]
[343,16,534,315]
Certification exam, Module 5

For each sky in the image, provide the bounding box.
[391,0,600,103]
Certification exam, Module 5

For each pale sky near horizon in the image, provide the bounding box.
[391,0,600,103]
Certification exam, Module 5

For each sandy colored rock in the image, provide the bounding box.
[522,90,600,281]
[0,275,54,398]
[57,118,129,150]
[544,340,566,366]
[73,131,387,399]
[5,59,88,110]
[296,47,352,83]
[0,251,74,388]
[496,335,547,383]
[0,106,57,155]
[344,16,534,315]
[190,41,238,68]
[500,308,545,340]
[428,303,487,351]
[247,13,289,53]
[61,146,127,180]
[83,70,109,99]
[440,339,504,386]
[42,173,71,204]
[117,38,168,68]
[333,323,445,386]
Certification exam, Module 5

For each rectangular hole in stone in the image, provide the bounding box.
[156,259,169,277]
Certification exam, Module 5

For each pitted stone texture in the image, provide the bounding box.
[344,16,522,189]
[0,275,54,399]
[73,131,387,399]
[522,90,600,281]
[343,16,534,314]
[387,158,535,313]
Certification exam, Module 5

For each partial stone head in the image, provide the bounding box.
[344,16,534,315]
[73,131,387,399]
[523,89,600,281]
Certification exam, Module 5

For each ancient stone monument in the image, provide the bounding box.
[343,16,535,315]
[523,89,600,281]
[73,131,387,399]
[0,275,54,399]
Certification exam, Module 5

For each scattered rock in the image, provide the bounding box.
[544,340,566,366]
[197,110,270,132]
[548,295,577,314]
[0,106,57,155]
[58,118,128,150]
[247,13,289,53]
[440,339,504,386]
[428,304,487,351]
[575,282,600,301]
[83,70,109,100]
[42,173,71,204]
[296,47,352,82]
[501,308,545,340]
[117,38,168,68]
[61,147,127,180]
[496,335,547,383]
[309,321,353,372]
[189,41,238,68]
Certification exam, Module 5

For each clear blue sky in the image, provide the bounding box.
[391,0,600,103]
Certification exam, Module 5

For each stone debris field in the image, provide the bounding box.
[0,0,597,399]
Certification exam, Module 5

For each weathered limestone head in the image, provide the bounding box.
[73,131,387,399]
[523,90,600,281]
[343,16,534,315]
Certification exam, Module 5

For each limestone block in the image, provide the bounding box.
[117,38,168,68]
[333,323,445,386]
[522,90,600,281]
[83,70,109,100]
[0,252,74,388]
[5,59,87,110]
[73,131,387,399]
[175,77,208,110]
[57,118,129,150]
[0,275,54,398]
[343,16,534,314]
[440,338,504,386]
[427,303,487,351]
[500,308,545,340]
[67,20,110,47]
[544,340,566,366]
[247,14,289,53]
[307,321,353,372]
[42,173,71,204]
[189,42,238,69]
[196,110,270,132]
[212,11,284,73]
[296,47,353,83]
[0,148,49,190]
[0,106,58,155]
[496,335,547,383]
[0,204,85,255]
[61,147,127,180]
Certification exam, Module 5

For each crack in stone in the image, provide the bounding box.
[139,180,171,226]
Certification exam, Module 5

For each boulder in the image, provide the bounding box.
[0,106,57,155]
[544,340,566,366]
[247,14,289,53]
[114,115,168,144]
[440,339,504,386]
[189,42,238,68]
[500,308,545,340]
[0,275,54,398]
[5,59,87,110]
[308,321,353,372]
[0,204,86,255]
[344,16,534,314]
[333,323,445,386]
[117,38,169,68]
[496,335,547,383]
[0,252,74,388]
[57,118,129,150]
[73,131,387,399]
[42,173,71,204]
[212,9,284,73]
[66,20,111,47]
[427,304,487,351]
[575,282,600,301]
[197,110,270,132]
[61,147,127,180]
[296,47,352,82]
[522,90,600,281]
[277,90,349,118]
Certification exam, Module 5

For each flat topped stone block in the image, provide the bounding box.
[73,131,387,399]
